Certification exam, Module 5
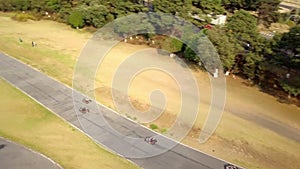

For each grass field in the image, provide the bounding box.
[0,14,91,85]
[0,14,300,169]
[0,78,139,169]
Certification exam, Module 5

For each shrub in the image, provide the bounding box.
[160,128,167,134]
[150,124,158,130]
[184,47,199,62]
[286,20,296,27]
[280,81,300,97]
[161,37,183,53]
[12,12,37,22]
[68,11,84,28]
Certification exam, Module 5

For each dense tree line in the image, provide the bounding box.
[0,0,282,27]
[264,26,300,98]
[0,0,299,99]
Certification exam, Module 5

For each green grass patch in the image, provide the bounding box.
[0,35,74,86]
[11,12,38,22]
[149,124,158,130]
[0,78,140,169]
[160,128,168,134]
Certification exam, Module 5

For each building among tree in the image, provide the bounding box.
[210,15,227,25]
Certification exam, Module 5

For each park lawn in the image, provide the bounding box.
[0,78,140,169]
[0,35,73,85]
[0,14,91,86]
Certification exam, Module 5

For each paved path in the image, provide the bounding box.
[280,2,300,10]
[0,137,62,169]
[0,53,237,169]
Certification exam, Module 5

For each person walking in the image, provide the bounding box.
[32,41,37,47]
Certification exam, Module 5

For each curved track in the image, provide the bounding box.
[0,137,62,169]
[0,53,239,169]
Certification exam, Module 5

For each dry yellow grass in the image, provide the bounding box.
[92,38,300,169]
[0,78,139,169]
[183,110,300,169]
[0,14,91,85]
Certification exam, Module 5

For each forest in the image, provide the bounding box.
[0,0,299,102]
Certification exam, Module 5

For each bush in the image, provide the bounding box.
[184,47,199,62]
[68,11,84,28]
[160,128,167,134]
[150,124,158,130]
[280,81,300,97]
[286,20,296,27]
[12,12,37,22]
[161,37,183,53]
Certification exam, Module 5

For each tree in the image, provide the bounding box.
[68,11,84,28]
[273,26,300,69]
[0,0,13,11]
[242,52,263,79]
[184,46,199,62]
[207,27,242,70]
[12,0,31,11]
[46,0,61,13]
[57,0,73,22]
[256,0,280,27]
[226,10,266,79]
[192,0,225,15]
[108,0,148,18]
[30,0,48,12]
[243,0,258,10]
[226,10,259,42]
[222,0,281,26]
[153,0,187,15]
[87,5,108,28]
[263,26,300,98]
[280,80,300,98]
[113,13,155,36]
[222,0,245,11]
[74,2,110,28]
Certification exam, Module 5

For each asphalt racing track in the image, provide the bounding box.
[0,53,237,169]
[0,137,62,169]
